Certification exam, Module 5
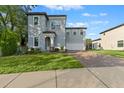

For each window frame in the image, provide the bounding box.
[33,16,39,26]
[51,22,55,29]
[80,31,83,35]
[33,37,39,47]
[73,32,76,35]
[117,40,124,47]
[51,21,60,30]
[66,32,69,35]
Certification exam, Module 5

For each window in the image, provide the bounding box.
[73,32,76,35]
[34,37,38,46]
[51,21,60,30]
[66,32,69,35]
[51,22,55,29]
[99,43,101,47]
[117,40,124,47]
[55,25,60,29]
[34,17,38,25]
[80,31,83,35]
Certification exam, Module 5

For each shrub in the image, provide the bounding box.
[54,47,59,52]
[0,29,19,56]
[60,46,64,50]
[27,48,41,54]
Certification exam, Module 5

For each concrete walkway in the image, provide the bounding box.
[1,67,124,88]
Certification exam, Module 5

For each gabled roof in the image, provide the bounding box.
[100,23,124,34]
[66,27,87,29]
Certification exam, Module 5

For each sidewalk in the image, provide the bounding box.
[1,67,124,88]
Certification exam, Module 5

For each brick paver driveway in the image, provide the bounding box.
[68,51,124,67]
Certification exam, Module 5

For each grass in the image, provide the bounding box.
[93,50,124,58]
[0,52,83,74]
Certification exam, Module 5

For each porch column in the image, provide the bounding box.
[51,37,54,47]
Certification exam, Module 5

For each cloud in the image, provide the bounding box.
[82,12,108,17]
[99,13,108,16]
[67,22,88,27]
[90,20,109,25]
[82,13,97,17]
[88,33,96,36]
[44,5,83,11]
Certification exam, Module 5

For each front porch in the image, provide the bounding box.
[43,31,56,51]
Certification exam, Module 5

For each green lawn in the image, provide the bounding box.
[94,50,124,58]
[0,52,83,74]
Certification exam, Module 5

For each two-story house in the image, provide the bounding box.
[92,23,124,50]
[27,12,86,51]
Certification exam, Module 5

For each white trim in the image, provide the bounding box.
[33,16,40,26]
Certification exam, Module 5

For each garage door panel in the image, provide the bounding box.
[66,43,85,50]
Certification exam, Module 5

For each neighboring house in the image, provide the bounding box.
[92,38,101,49]
[27,12,86,51]
[93,24,124,50]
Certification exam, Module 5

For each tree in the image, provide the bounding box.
[0,5,36,44]
[0,5,36,56]
[0,5,36,31]
[86,38,92,50]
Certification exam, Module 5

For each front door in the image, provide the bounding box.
[45,37,51,51]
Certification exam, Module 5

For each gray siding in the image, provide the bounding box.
[48,17,66,48]
[66,29,85,43]
[27,13,86,51]
[66,28,86,50]
[28,15,47,50]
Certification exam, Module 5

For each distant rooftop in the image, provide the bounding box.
[92,38,101,42]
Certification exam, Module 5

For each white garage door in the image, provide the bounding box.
[66,43,85,50]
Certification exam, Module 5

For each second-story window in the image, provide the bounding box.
[51,21,60,30]
[66,32,69,35]
[80,31,83,35]
[73,32,76,35]
[34,17,38,25]
[51,22,55,29]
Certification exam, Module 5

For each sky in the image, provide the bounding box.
[32,5,124,40]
